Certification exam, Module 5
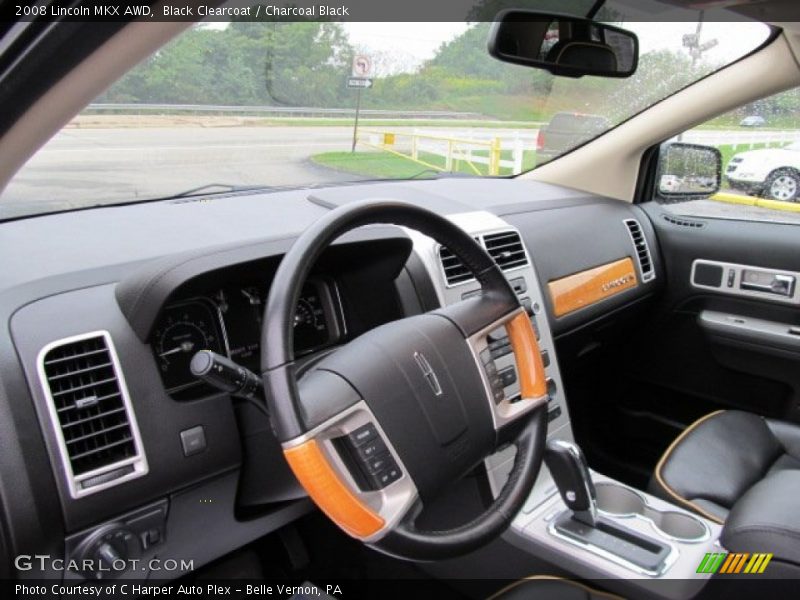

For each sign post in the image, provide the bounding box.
[349,54,373,153]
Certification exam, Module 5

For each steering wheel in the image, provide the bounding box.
[261,200,549,561]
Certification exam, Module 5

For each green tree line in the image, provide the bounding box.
[97,21,797,124]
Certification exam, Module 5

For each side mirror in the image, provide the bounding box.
[657,143,722,199]
[488,10,638,78]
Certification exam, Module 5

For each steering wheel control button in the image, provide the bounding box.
[499,366,517,387]
[355,437,387,460]
[180,425,207,456]
[370,465,403,489]
[488,335,513,359]
[365,453,394,474]
[348,423,378,447]
[546,378,558,401]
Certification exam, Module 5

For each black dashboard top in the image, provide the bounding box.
[0,178,591,292]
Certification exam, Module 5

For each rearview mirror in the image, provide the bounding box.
[657,143,722,199]
[488,10,638,78]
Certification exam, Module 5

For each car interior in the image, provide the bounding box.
[1,1,800,599]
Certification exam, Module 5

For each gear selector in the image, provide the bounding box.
[544,439,598,526]
[544,439,673,576]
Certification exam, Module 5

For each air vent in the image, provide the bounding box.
[662,213,706,228]
[439,245,474,285]
[483,231,529,271]
[438,230,529,286]
[624,219,656,282]
[38,332,147,498]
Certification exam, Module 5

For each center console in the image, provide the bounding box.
[410,211,723,600]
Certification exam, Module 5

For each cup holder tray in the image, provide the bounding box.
[595,482,710,543]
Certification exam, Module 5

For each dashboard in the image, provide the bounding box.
[153,280,344,399]
[0,177,662,581]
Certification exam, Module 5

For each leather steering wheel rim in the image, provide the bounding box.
[261,199,548,560]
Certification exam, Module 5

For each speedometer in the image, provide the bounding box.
[293,283,331,352]
[153,300,224,391]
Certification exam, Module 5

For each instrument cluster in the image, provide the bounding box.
[152,279,343,398]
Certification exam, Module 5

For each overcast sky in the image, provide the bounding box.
[343,20,769,74]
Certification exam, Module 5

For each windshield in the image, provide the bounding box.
[1,17,770,219]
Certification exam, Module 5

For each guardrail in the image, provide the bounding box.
[358,129,533,176]
[82,103,486,120]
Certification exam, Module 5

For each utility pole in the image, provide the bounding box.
[683,11,718,67]
[351,87,362,153]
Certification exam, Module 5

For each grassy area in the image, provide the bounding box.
[702,115,800,130]
[311,149,537,179]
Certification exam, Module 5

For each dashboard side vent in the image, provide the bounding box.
[624,219,655,282]
[38,332,147,498]
[438,230,529,287]
[483,231,529,271]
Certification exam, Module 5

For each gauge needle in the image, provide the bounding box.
[159,341,195,357]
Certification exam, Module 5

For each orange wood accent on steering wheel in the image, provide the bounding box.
[284,439,385,538]
[505,312,547,399]
[548,257,638,317]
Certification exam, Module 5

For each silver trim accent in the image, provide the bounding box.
[594,482,711,544]
[623,218,656,283]
[36,331,149,499]
[467,308,549,430]
[437,227,532,289]
[413,351,442,396]
[547,511,680,577]
[691,259,800,305]
[282,401,418,543]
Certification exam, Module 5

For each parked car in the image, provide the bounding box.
[726,141,800,201]
[739,115,766,127]
[536,112,611,161]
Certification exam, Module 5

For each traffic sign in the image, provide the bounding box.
[352,54,372,78]
[347,77,373,89]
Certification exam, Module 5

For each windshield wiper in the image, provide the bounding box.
[171,183,270,198]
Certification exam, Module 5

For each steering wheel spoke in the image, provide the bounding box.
[282,396,418,542]
[466,306,549,430]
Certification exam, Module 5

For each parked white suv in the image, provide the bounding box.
[726,141,800,201]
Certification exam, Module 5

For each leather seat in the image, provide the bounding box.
[650,410,800,523]
[490,576,622,600]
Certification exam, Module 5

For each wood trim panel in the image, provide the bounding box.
[548,258,638,317]
[505,312,547,398]
[284,440,385,538]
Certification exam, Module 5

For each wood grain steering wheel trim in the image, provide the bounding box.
[505,311,547,399]
[284,439,385,538]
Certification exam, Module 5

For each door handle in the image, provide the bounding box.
[740,270,795,297]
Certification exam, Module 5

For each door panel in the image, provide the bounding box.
[576,203,800,487]
[638,202,800,416]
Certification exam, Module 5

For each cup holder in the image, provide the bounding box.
[595,483,710,543]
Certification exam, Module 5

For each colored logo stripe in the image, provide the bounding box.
[697,552,773,574]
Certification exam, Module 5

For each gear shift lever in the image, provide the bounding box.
[544,439,598,526]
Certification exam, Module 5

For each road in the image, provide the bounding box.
[2,125,533,215]
[3,124,800,224]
